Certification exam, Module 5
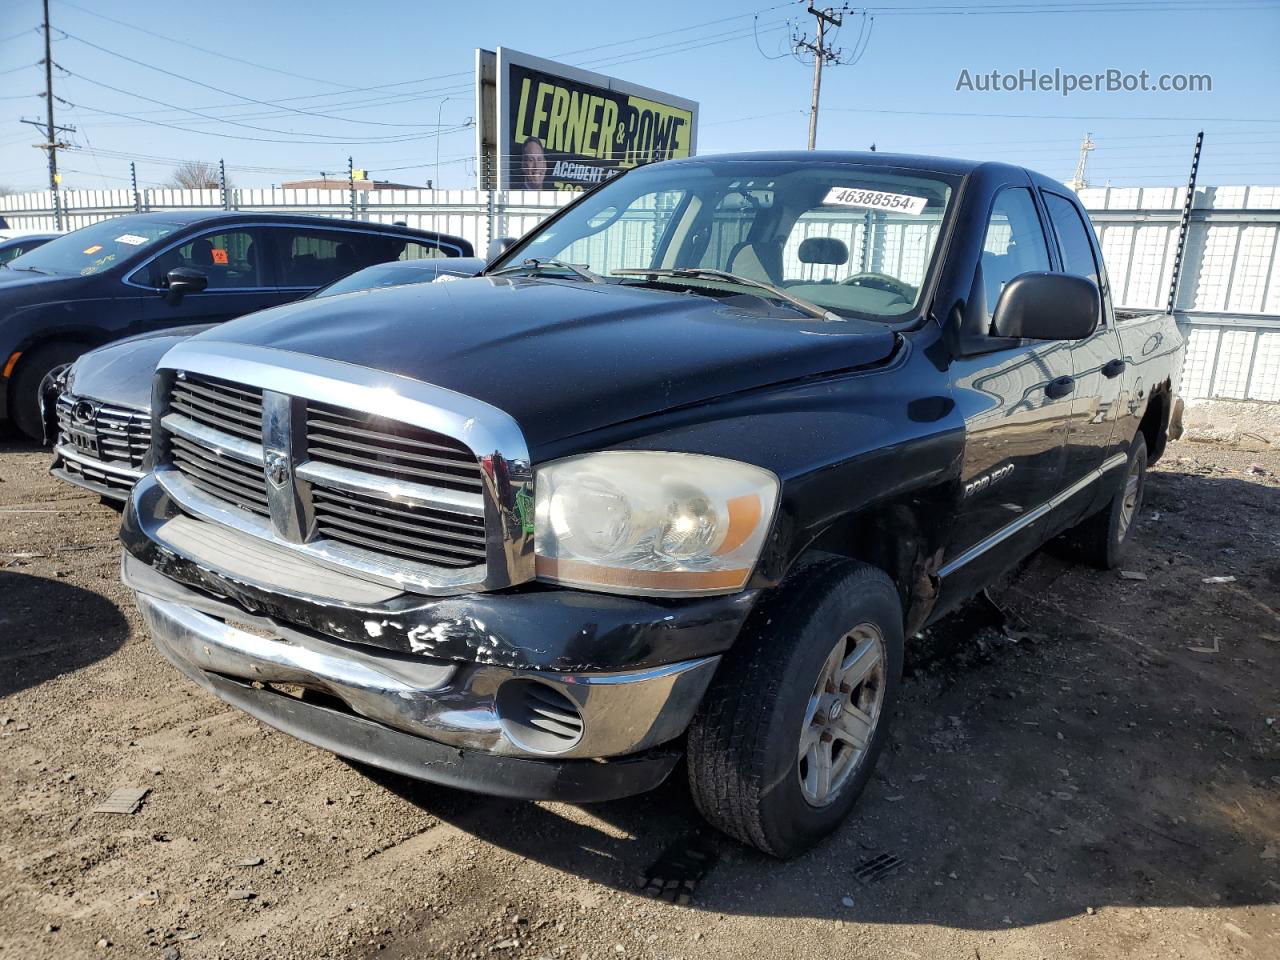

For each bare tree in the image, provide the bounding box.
[0,184,16,196]
[167,160,226,190]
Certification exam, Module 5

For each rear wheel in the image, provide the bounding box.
[1068,431,1148,569]
[686,558,904,859]
[10,341,88,442]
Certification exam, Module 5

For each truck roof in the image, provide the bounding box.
[664,150,1027,179]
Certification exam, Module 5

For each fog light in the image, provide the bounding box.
[495,679,585,754]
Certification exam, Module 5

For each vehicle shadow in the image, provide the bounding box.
[359,466,1279,929]
[0,572,130,698]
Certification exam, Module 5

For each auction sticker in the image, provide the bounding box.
[83,244,102,255]
[823,187,927,215]
[115,233,149,246]
[211,248,229,265]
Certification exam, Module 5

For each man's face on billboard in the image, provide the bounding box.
[522,139,548,189]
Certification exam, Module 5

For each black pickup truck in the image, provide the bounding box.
[121,152,1184,858]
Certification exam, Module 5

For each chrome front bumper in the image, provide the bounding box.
[50,443,144,501]
[126,556,719,763]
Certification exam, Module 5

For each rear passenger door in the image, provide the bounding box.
[940,186,1076,603]
[1041,189,1126,525]
[133,226,286,329]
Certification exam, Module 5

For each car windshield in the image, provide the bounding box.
[6,216,184,277]
[310,262,443,299]
[503,159,956,320]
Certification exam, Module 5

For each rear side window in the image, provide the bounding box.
[273,228,431,286]
[399,239,454,261]
[980,187,1052,321]
[1042,191,1101,288]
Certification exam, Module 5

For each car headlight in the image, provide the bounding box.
[533,451,779,597]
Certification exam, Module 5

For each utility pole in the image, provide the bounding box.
[30,0,74,230]
[1067,132,1095,192]
[795,4,844,150]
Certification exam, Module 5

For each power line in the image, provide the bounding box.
[825,106,1280,124]
[57,29,447,129]
[53,0,367,92]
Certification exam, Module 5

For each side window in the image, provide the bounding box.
[980,188,1052,322]
[274,229,433,286]
[144,229,269,290]
[1042,191,1101,288]
[398,240,450,261]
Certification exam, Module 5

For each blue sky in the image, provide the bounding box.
[1,0,1277,193]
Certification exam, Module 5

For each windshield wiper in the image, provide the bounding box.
[7,265,49,275]
[490,258,602,283]
[611,268,840,322]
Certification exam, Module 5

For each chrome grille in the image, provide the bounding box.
[305,401,483,495]
[159,370,491,582]
[56,394,149,468]
[170,374,263,442]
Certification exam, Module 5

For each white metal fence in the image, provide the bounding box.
[4,183,1279,403]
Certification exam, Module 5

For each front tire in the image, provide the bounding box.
[686,558,904,859]
[11,342,87,442]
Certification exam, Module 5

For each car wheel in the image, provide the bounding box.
[686,557,904,859]
[1068,431,1148,570]
[11,342,88,442]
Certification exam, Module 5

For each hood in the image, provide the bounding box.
[197,277,899,449]
[0,268,83,300]
[69,325,215,412]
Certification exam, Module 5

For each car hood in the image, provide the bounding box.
[69,325,216,412]
[196,276,900,450]
[0,268,83,301]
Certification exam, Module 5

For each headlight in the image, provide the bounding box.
[534,451,778,596]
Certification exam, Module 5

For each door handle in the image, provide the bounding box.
[1045,375,1075,399]
[1101,358,1126,378]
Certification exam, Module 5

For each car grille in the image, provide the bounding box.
[56,394,150,469]
[160,373,488,573]
[167,374,270,517]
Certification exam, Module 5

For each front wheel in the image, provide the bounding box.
[686,558,904,859]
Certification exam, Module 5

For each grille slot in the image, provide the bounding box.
[311,486,486,568]
[56,394,150,469]
[305,401,483,495]
[169,436,269,517]
[170,374,263,442]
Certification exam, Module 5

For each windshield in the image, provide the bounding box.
[6,216,183,277]
[310,262,444,299]
[504,160,956,320]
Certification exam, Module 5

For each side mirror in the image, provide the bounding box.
[991,272,1099,341]
[164,266,208,305]
[486,237,516,262]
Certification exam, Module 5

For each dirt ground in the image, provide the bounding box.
[1,436,1277,960]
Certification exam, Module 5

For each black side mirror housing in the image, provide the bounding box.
[991,271,1099,341]
[486,237,516,262]
[165,266,209,305]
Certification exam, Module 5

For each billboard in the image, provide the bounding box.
[475,48,698,191]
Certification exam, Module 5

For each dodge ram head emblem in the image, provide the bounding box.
[72,400,98,424]
[266,453,291,488]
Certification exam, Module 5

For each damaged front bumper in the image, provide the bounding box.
[122,474,756,802]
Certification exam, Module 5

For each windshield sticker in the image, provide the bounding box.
[211,248,229,265]
[823,187,928,215]
[115,233,149,246]
[82,244,102,255]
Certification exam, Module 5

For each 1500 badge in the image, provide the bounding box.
[963,463,1015,498]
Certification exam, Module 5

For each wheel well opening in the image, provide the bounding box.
[1139,382,1171,464]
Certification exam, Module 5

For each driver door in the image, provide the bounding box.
[133,227,283,331]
